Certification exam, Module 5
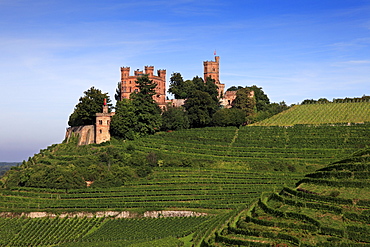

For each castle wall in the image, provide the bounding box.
[65,125,95,146]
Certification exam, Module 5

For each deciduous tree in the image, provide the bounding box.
[68,87,111,126]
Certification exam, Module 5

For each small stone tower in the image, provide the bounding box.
[95,99,115,144]
[203,55,225,98]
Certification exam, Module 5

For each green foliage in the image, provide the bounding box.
[161,106,190,131]
[1,138,156,189]
[110,99,138,140]
[130,74,162,136]
[114,81,122,102]
[247,85,270,112]
[184,90,218,128]
[168,72,188,99]
[68,87,111,126]
[232,87,256,121]
[111,75,162,139]
[211,108,246,127]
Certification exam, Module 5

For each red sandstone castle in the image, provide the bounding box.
[119,56,229,108]
[66,55,240,145]
[120,66,167,108]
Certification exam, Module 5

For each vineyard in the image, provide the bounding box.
[208,149,370,246]
[253,101,370,126]
[132,123,370,168]
[0,168,301,211]
[0,118,370,245]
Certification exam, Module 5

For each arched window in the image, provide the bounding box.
[99,120,103,125]
[99,129,102,134]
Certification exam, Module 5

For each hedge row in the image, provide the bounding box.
[281,187,353,205]
[296,178,370,188]
[244,215,318,231]
[257,198,321,227]
[344,212,370,224]
[227,226,300,246]
[270,192,343,214]
[318,162,370,172]
[214,232,270,247]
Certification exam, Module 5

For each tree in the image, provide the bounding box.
[110,99,138,140]
[247,85,270,112]
[203,77,220,103]
[68,87,111,126]
[131,75,162,136]
[161,106,190,131]
[111,74,162,139]
[168,73,188,99]
[301,99,317,104]
[184,90,218,128]
[226,86,244,91]
[114,82,122,102]
[232,87,256,117]
[212,108,246,127]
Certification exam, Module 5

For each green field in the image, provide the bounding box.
[1,107,370,246]
[254,101,370,126]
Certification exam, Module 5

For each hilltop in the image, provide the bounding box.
[254,101,370,126]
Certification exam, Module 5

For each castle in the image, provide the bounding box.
[66,55,238,145]
[120,66,167,108]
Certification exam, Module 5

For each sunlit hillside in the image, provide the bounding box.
[254,102,370,126]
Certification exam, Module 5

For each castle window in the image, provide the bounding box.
[107,120,110,125]
[99,129,102,134]
[99,120,103,125]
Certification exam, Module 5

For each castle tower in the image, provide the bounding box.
[203,56,225,98]
[120,65,166,107]
[95,99,115,144]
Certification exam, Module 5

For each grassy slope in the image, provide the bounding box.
[254,101,370,126]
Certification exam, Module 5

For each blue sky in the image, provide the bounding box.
[0,0,369,161]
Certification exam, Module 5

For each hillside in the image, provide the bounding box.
[253,101,370,126]
[0,117,369,246]
[210,148,370,246]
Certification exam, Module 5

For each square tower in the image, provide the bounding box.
[203,56,225,98]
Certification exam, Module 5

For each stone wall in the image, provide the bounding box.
[65,125,95,146]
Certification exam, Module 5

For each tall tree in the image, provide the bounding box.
[212,108,246,127]
[168,73,188,99]
[130,75,162,136]
[68,87,111,127]
[247,85,270,112]
[114,82,122,102]
[161,106,190,131]
[110,99,138,140]
[184,90,218,128]
[232,87,256,118]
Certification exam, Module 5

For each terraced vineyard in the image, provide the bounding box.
[254,101,370,126]
[0,168,302,211]
[209,149,370,246]
[133,123,370,168]
[0,121,369,246]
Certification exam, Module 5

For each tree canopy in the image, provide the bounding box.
[68,87,111,127]
[110,75,162,139]
[184,90,218,128]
